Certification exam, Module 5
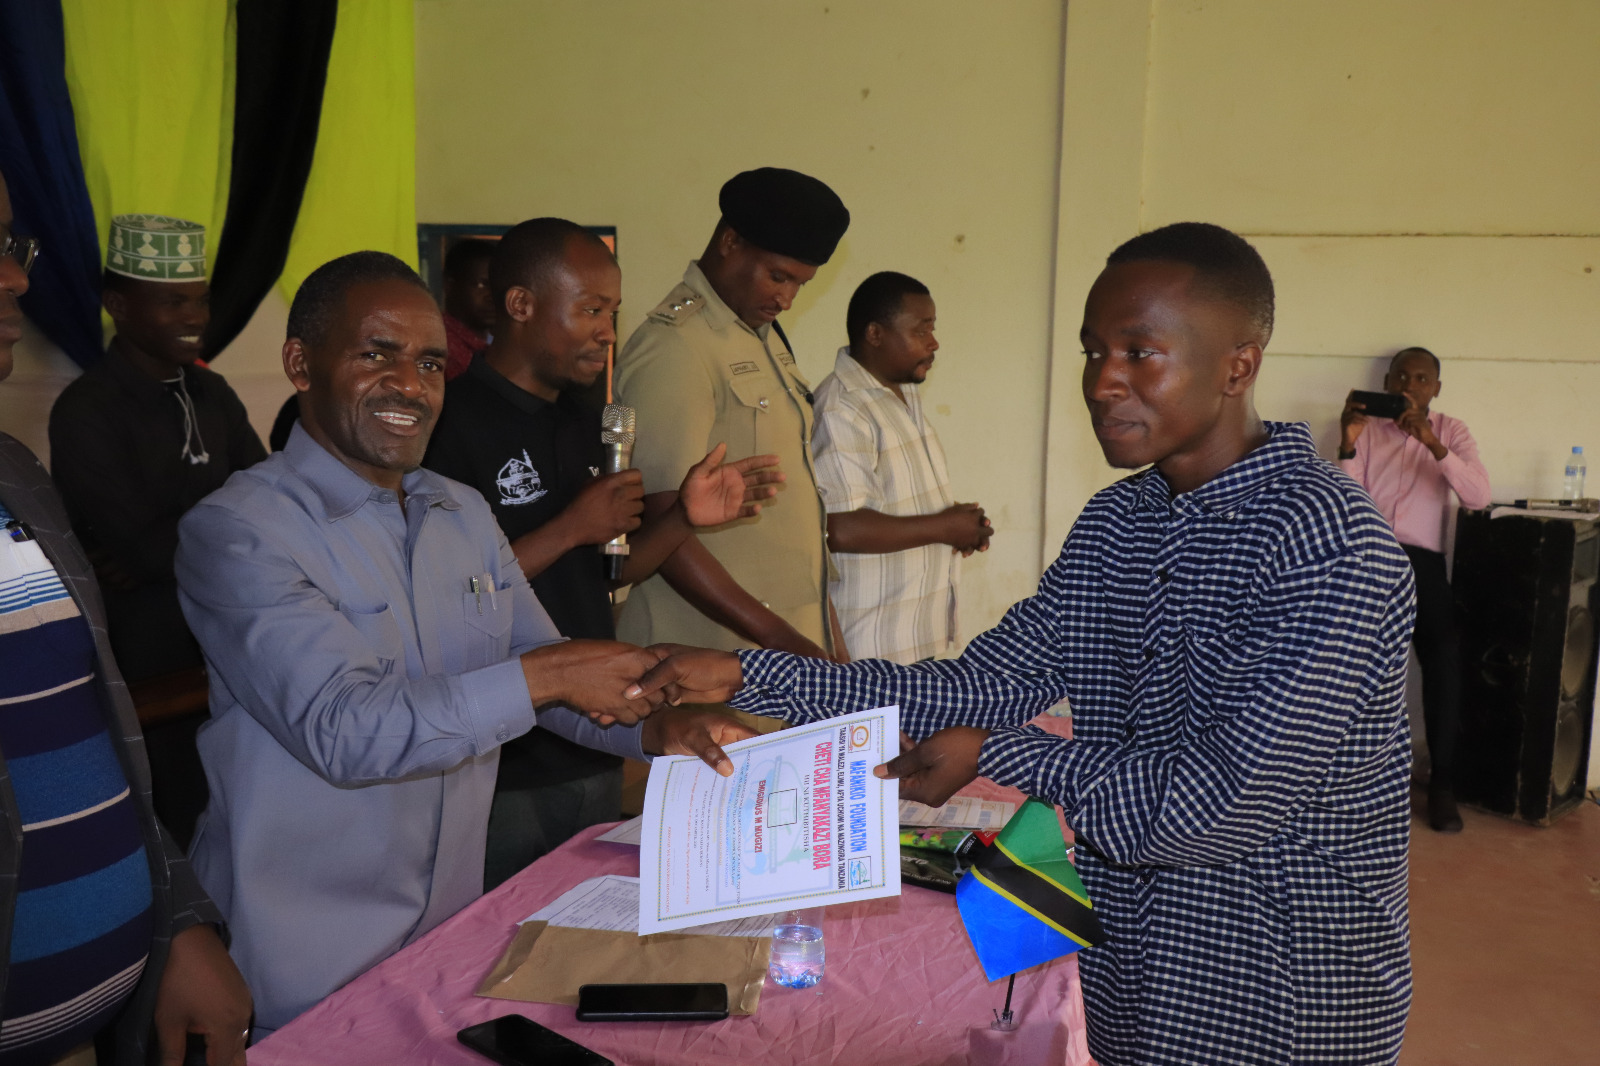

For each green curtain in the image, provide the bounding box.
[60,0,416,333]
[61,0,235,274]
[281,0,418,303]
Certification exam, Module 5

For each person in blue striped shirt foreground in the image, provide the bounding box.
[0,171,252,1066]
[632,223,1417,1066]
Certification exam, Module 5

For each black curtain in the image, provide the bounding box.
[0,0,106,368]
[203,0,338,359]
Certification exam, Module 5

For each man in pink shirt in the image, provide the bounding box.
[442,238,496,380]
[1339,346,1491,832]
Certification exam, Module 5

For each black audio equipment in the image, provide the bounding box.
[1452,509,1598,825]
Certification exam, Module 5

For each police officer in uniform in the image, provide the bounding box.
[615,168,849,662]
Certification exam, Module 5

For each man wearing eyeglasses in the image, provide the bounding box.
[0,172,253,1066]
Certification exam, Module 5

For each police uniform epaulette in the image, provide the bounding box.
[645,282,707,326]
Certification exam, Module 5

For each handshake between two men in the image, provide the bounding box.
[521,640,983,808]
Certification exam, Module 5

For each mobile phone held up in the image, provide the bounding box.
[458,1015,614,1066]
[1348,389,1408,420]
[576,982,730,1022]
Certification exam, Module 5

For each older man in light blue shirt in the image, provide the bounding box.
[177,251,746,1035]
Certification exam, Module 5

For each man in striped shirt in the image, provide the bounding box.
[812,272,991,664]
[634,223,1416,1064]
[0,171,251,1066]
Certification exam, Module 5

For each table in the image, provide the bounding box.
[253,735,1093,1065]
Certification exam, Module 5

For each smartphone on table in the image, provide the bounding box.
[1347,389,1408,420]
[457,1014,613,1066]
[576,982,729,1022]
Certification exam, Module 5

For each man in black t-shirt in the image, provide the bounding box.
[426,218,783,887]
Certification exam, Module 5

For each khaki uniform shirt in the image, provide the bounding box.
[614,261,834,654]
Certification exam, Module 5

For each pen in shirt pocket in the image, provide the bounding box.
[469,572,498,614]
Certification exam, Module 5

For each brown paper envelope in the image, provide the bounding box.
[475,923,771,1016]
[476,921,550,993]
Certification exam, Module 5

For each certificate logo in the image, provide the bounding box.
[848,724,872,752]
[848,857,872,888]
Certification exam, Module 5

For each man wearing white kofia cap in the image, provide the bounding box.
[49,214,265,845]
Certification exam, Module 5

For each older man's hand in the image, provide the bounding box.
[521,640,669,726]
[154,923,252,1066]
[641,706,759,776]
[625,644,746,706]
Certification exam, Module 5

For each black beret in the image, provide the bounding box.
[718,168,850,267]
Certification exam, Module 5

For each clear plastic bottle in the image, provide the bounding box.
[768,907,825,988]
[1563,447,1587,500]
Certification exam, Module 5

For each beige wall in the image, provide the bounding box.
[1,325,81,465]
[414,0,1068,637]
[1047,0,1600,551]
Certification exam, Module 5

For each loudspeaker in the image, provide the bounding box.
[1452,509,1598,825]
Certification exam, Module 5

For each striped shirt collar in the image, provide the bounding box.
[282,422,462,521]
[831,346,908,399]
[1129,420,1315,517]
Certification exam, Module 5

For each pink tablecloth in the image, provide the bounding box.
[254,720,1093,1066]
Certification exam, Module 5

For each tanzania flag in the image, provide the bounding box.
[955,798,1106,981]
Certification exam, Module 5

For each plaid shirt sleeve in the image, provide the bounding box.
[739,536,1412,867]
[810,393,883,515]
[733,551,1075,729]
[977,546,1414,867]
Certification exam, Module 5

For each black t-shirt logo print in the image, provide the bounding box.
[495,449,548,506]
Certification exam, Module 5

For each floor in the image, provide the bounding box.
[1401,787,1600,1065]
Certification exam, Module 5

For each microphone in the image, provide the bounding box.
[600,404,637,582]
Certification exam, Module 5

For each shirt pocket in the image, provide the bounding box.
[727,375,774,455]
[721,541,822,614]
[1180,616,1253,737]
[340,602,404,674]
[462,586,514,669]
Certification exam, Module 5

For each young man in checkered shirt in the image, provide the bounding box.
[635,223,1417,1065]
[811,272,991,665]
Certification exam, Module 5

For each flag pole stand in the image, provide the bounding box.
[990,974,1018,1031]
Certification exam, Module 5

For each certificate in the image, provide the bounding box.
[639,705,902,934]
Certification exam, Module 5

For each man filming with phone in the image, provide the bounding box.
[1339,346,1491,833]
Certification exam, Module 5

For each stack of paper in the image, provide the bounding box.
[521,875,776,938]
[479,875,775,1014]
[899,796,1015,830]
[594,816,643,846]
